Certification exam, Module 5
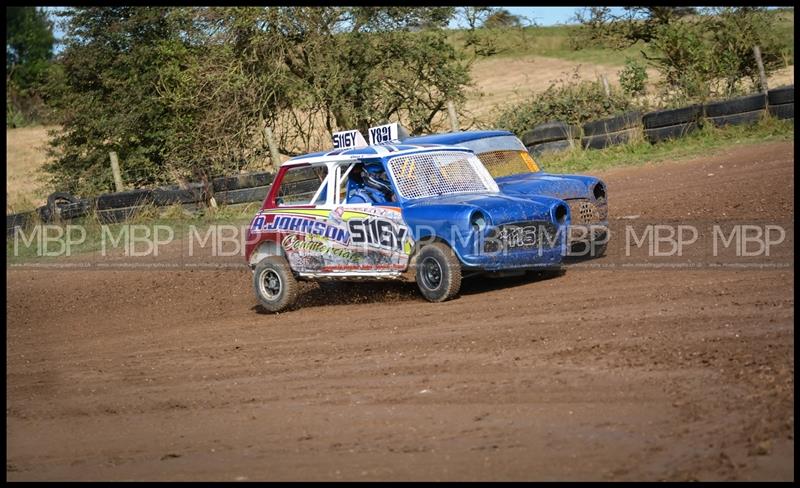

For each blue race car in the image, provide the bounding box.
[245,140,571,312]
[404,130,609,255]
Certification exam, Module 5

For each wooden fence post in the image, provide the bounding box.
[600,75,611,97]
[447,100,460,132]
[263,126,281,171]
[109,151,125,192]
[753,45,769,94]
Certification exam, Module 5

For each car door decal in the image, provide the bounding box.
[250,206,414,274]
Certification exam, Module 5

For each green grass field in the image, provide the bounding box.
[448,24,650,66]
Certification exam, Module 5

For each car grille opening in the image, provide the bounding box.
[567,199,606,225]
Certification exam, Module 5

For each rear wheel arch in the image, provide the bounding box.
[248,240,286,268]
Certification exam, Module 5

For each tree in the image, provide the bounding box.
[44,7,188,193]
[6,7,54,87]
[483,9,522,29]
[44,7,470,196]
[571,7,697,49]
[570,7,788,102]
[6,6,55,126]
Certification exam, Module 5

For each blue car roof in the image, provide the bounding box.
[402,130,514,145]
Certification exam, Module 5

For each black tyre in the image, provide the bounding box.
[767,85,794,106]
[45,192,87,221]
[253,255,299,312]
[60,200,91,220]
[415,242,462,302]
[212,172,274,192]
[707,109,764,128]
[521,121,578,146]
[582,111,642,137]
[47,191,79,208]
[643,105,703,129]
[95,189,154,210]
[704,94,766,118]
[768,103,794,120]
[644,122,699,144]
[581,127,639,150]
[152,184,205,206]
[527,139,572,157]
[215,185,271,205]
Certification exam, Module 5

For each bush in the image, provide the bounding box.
[491,71,638,136]
[646,8,791,103]
[618,58,648,97]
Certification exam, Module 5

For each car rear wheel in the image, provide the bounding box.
[253,255,299,312]
[415,243,462,302]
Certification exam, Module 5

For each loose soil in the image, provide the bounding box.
[6,142,794,481]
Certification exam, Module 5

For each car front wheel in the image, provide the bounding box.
[415,242,462,302]
[253,255,299,312]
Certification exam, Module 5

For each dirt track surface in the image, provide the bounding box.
[6,142,794,481]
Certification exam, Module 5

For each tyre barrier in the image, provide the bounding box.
[768,85,794,105]
[644,122,700,144]
[582,110,641,137]
[580,110,642,150]
[212,172,274,192]
[152,183,206,206]
[526,139,572,157]
[521,121,579,146]
[642,105,703,144]
[703,93,767,128]
[704,93,766,118]
[214,185,271,205]
[768,103,794,120]
[6,169,276,231]
[707,109,765,128]
[643,104,703,130]
[767,85,793,120]
[581,127,640,150]
[43,192,91,222]
[95,189,154,210]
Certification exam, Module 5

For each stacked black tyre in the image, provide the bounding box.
[581,111,642,150]
[94,189,155,223]
[43,192,90,222]
[212,172,274,205]
[767,85,794,120]
[643,105,703,144]
[522,121,578,157]
[704,93,766,128]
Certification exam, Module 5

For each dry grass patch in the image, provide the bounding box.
[6,125,56,212]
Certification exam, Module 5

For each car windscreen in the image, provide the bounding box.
[387,150,499,200]
[454,135,542,177]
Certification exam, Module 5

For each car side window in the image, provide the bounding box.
[277,165,329,206]
[337,162,397,205]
